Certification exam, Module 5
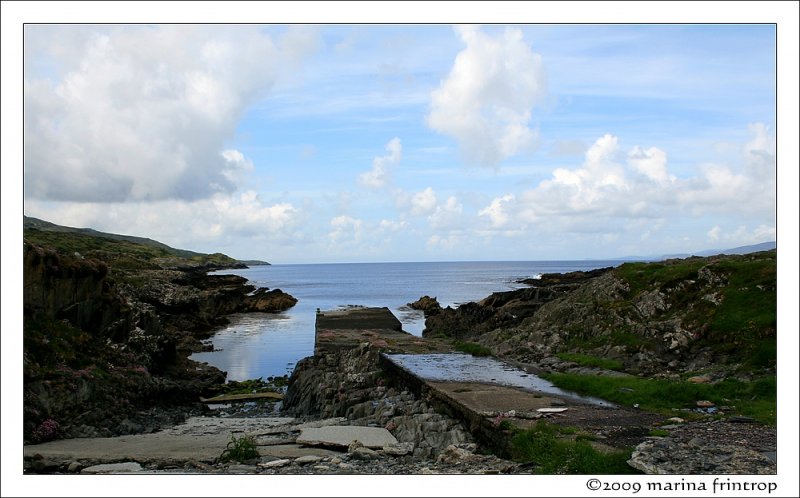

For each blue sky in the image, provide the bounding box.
[13,19,785,263]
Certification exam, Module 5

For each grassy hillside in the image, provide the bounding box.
[23,216,246,270]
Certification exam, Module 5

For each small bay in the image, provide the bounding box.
[190,260,623,381]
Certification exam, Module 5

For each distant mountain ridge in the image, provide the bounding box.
[23,216,270,266]
[662,241,776,259]
[615,241,776,262]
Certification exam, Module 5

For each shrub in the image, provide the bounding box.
[219,434,260,463]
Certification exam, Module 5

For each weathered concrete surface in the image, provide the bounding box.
[316,307,402,331]
[314,307,450,354]
[81,462,143,474]
[22,416,346,465]
[297,426,398,449]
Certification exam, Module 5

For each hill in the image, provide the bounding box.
[23,216,266,269]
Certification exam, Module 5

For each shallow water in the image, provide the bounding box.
[386,353,614,407]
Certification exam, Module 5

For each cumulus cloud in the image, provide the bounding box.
[426,25,546,166]
[24,25,317,203]
[428,196,463,230]
[24,190,303,250]
[478,123,776,241]
[478,194,515,228]
[359,137,402,189]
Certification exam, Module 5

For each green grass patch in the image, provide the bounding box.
[556,352,623,371]
[542,373,776,425]
[648,429,670,437]
[510,422,635,474]
[453,341,492,357]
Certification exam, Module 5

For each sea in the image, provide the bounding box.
[189,260,626,382]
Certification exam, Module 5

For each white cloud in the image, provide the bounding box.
[24,25,317,203]
[24,190,304,250]
[428,196,463,230]
[328,215,363,244]
[378,219,408,232]
[359,137,402,189]
[478,194,515,228]
[426,25,546,166]
[627,146,674,185]
[426,233,462,251]
[477,123,776,241]
[402,187,438,216]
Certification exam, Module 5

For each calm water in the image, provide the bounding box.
[387,353,613,407]
[190,260,623,381]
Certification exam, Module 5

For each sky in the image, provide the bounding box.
[12,18,787,264]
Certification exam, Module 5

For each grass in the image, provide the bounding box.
[219,434,260,463]
[556,352,623,371]
[453,341,492,357]
[542,373,776,425]
[509,422,635,474]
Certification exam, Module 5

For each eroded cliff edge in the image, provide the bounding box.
[23,226,296,444]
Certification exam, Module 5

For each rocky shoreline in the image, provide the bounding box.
[22,230,778,476]
[23,240,296,444]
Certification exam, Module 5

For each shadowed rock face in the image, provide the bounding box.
[23,240,296,444]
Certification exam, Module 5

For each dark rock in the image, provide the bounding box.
[407,296,442,316]
[244,288,298,312]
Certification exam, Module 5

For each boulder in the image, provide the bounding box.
[408,296,442,315]
[244,288,298,312]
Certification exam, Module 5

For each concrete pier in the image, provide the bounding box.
[313,307,630,457]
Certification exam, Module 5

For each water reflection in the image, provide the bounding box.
[190,312,315,382]
[387,353,614,407]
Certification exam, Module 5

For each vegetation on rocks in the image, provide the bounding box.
[22,217,293,444]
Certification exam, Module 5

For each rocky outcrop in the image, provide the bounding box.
[421,252,776,377]
[23,240,295,444]
[244,288,298,312]
[407,296,442,316]
[627,420,776,474]
[421,268,612,341]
